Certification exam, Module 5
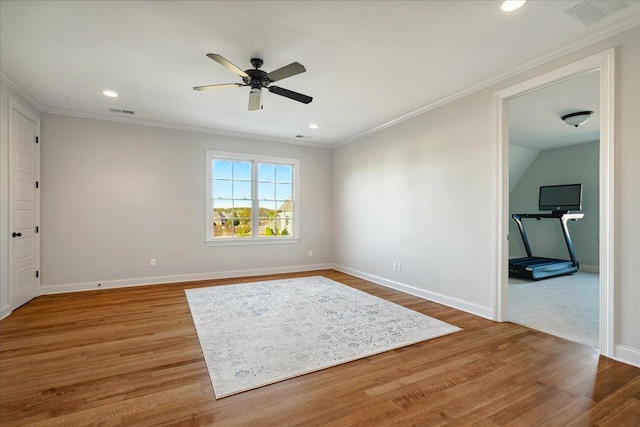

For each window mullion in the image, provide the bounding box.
[252,160,258,239]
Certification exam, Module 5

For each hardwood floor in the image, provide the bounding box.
[1,270,639,426]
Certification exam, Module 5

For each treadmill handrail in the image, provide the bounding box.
[511,212,584,266]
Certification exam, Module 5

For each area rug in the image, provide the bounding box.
[185,276,461,398]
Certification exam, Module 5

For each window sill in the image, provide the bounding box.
[205,238,300,247]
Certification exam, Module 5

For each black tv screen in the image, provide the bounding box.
[539,184,582,212]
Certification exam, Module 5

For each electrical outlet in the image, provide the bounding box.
[393,262,397,271]
[308,250,313,257]
[397,263,402,272]
[150,259,156,267]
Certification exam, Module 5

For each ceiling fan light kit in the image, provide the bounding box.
[561,110,594,127]
[194,54,313,111]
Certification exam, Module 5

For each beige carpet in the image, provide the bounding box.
[508,272,599,348]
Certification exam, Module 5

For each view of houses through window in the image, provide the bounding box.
[208,153,295,241]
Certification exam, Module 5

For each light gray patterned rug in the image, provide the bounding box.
[185,276,461,398]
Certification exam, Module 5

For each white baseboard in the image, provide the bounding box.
[0,304,11,321]
[613,344,640,368]
[39,263,333,295]
[580,264,600,273]
[332,264,494,319]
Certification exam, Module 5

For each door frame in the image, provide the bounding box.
[8,97,41,311]
[493,49,615,357]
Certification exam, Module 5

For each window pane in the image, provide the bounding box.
[275,165,292,183]
[213,199,232,209]
[275,183,292,200]
[233,161,252,180]
[234,218,252,238]
[233,181,252,199]
[271,209,293,236]
[213,208,233,238]
[259,200,276,213]
[258,163,275,181]
[259,182,275,200]
[259,218,290,237]
[233,209,252,222]
[233,199,251,210]
[259,217,275,237]
[213,179,232,199]
[277,200,292,215]
[213,160,232,179]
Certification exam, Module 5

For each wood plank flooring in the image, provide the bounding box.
[1,270,639,426]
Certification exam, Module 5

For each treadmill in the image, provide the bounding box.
[509,183,584,280]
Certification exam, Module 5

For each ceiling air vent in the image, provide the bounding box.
[109,108,135,115]
[564,0,633,25]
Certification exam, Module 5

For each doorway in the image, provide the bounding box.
[8,98,40,311]
[507,72,600,348]
[493,49,615,357]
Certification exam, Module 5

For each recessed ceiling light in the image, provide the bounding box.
[501,0,527,12]
[102,90,119,98]
[309,123,319,129]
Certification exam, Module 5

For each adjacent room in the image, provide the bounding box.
[1,1,639,425]
[507,71,601,349]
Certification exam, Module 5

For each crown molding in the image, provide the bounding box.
[333,12,639,148]
[0,70,46,111]
[41,107,332,149]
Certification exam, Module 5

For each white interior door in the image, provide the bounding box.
[9,101,40,310]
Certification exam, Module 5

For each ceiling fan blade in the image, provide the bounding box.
[193,83,244,91]
[207,54,249,78]
[248,89,262,111]
[266,62,306,82]
[268,86,313,104]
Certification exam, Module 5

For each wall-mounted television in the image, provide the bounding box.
[539,183,582,213]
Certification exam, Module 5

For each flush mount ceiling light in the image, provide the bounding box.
[501,0,527,12]
[102,90,119,98]
[561,111,594,127]
[309,123,319,129]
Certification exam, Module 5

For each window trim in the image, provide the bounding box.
[205,150,300,246]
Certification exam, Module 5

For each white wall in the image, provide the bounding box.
[332,27,639,362]
[332,90,496,318]
[0,81,41,319]
[39,115,333,292]
[508,145,539,192]
[509,141,599,268]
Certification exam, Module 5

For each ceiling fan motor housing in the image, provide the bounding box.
[245,69,269,89]
[245,58,270,89]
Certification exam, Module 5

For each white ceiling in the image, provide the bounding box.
[1,1,638,147]
[509,70,600,151]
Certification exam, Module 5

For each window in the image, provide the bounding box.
[206,150,299,245]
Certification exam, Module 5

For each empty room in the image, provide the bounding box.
[1,1,639,425]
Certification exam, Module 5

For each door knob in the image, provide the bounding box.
[12,232,22,238]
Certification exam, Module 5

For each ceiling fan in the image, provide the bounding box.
[194,54,313,111]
